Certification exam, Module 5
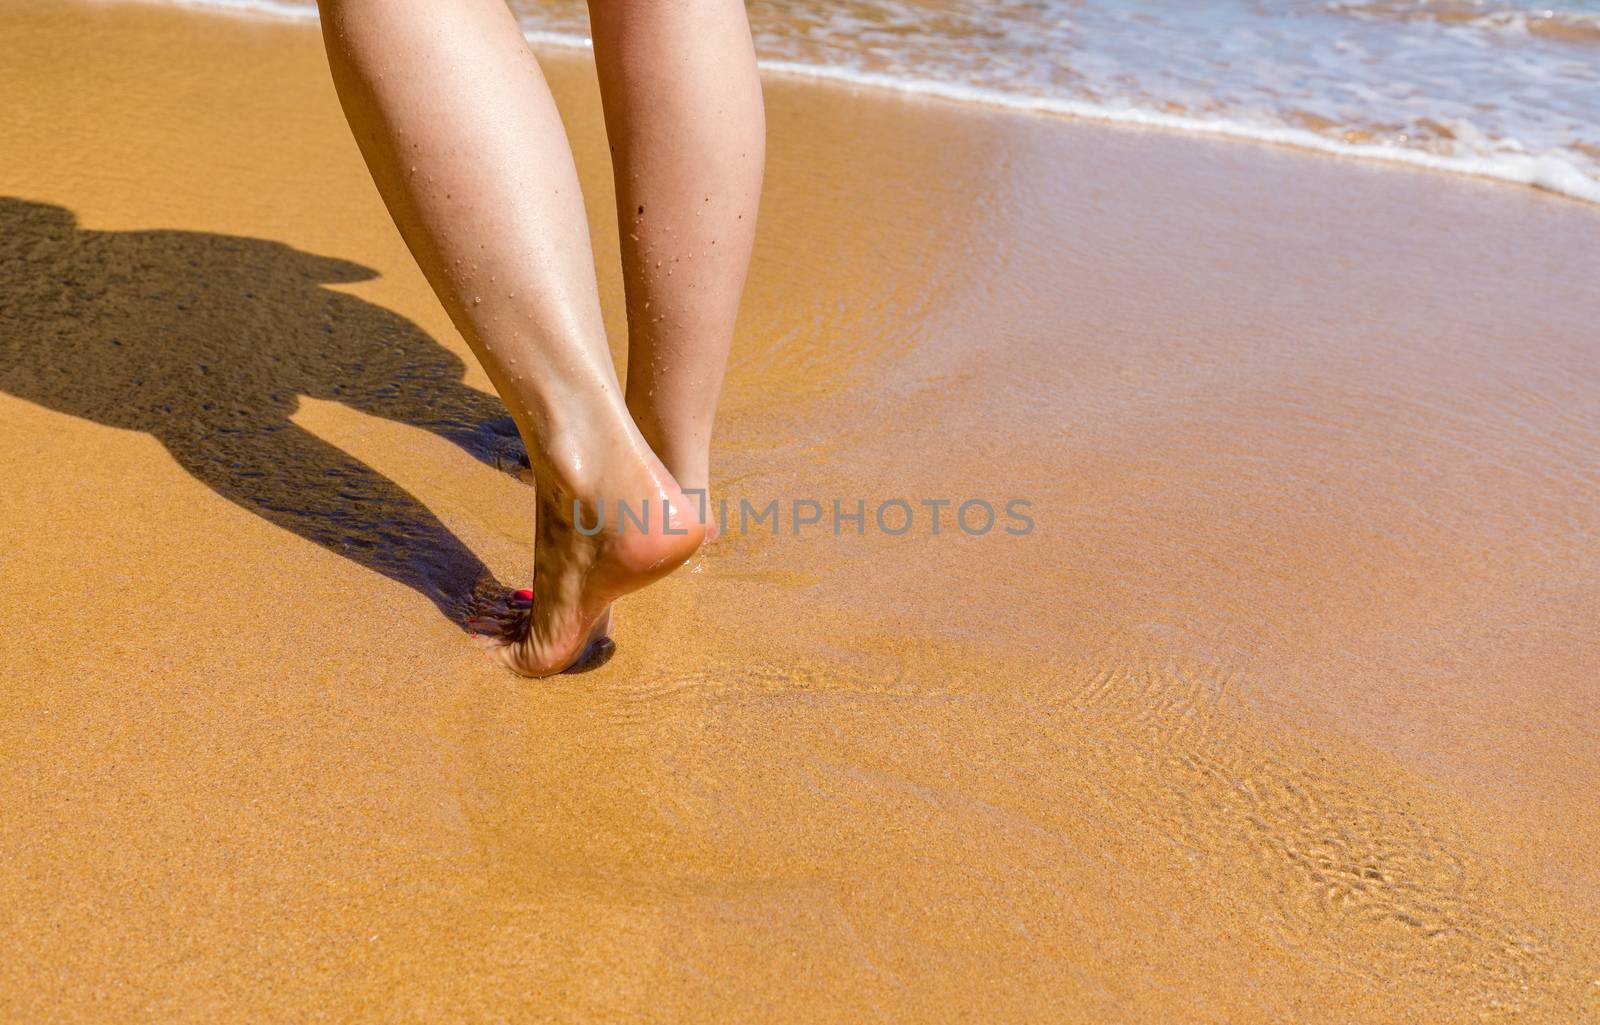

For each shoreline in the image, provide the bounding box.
[106,0,1600,207]
[3,1,1598,1021]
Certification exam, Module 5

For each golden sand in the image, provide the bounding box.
[1,2,1598,1021]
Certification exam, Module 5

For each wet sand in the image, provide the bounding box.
[2,2,1599,1021]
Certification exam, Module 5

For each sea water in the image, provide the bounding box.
[139,0,1600,204]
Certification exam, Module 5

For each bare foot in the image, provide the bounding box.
[471,443,704,677]
[473,591,615,671]
[677,483,720,544]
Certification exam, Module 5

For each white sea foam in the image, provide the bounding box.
[139,0,317,21]
[113,0,1600,206]
[756,60,1600,205]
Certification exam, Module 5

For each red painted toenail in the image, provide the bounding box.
[512,588,533,604]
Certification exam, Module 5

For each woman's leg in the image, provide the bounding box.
[317,0,704,676]
[589,0,766,506]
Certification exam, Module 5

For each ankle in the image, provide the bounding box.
[625,405,710,489]
[521,405,640,499]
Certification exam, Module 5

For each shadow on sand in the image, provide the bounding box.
[0,196,532,625]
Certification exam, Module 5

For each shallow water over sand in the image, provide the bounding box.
[1,3,1598,1021]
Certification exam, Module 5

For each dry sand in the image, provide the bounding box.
[1,2,1598,1021]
